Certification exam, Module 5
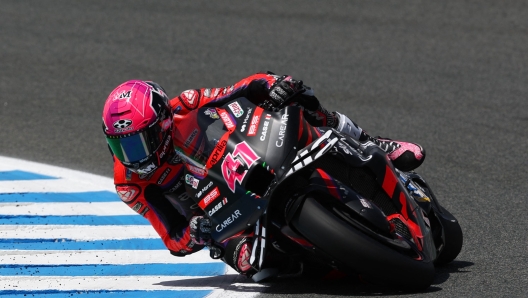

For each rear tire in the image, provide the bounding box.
[291,196,435,291]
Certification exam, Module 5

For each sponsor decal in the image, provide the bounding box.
[184,129,199,148]
[198,186,220,209]
[140,207,149,216]
[247,107,264,136]
[221,141,260,192]
[208,197,228,216]
[260,114,272,141]
[195,181,213,198]
[204,108,220,119]
[113,127,134,133]
[213,88,221,97]
[275,110,289,147]
[359,198,372,209]
[215,209,242,232]
[185,174,200,189]
[157,168,172,185]
[219,109,236,131]
[137,162,157,175]
[112,119,133,133]
[186,239,195,249]
[132,201,143,213]
[228,102,244,118]
[158,134,172,160]
[240,107,252,132]
[168,180,183,193]
[186,164,207,178]
[204,88,212,97]
[116,185,140,203]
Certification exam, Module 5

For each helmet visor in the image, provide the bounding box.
[106,123,166,166]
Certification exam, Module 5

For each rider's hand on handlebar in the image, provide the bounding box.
[189,216,212,246]
[268,75,306,108]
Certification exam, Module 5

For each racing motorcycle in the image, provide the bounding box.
[178,97,463,291]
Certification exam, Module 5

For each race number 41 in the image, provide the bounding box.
[221,141,260,192]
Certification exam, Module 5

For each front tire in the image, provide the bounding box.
[433,206,463,266]
[291,196,435,291]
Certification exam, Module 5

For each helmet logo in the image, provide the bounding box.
[116,90,132,100]
[113,119,133,133]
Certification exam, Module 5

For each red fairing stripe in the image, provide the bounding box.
[399,192,424,250]
[284,234,314,248]
[382,165,398,198]
[298,110,304,142]
[317,169,340,199]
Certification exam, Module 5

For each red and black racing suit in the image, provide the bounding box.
[112,72,336,259]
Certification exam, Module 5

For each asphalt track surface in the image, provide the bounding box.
[1,1,527,297]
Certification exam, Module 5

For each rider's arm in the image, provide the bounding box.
[169,72,281,111]
[168,71,337,128]
[113,160,205,256]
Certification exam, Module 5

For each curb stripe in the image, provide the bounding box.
[0,191,119,203]
[0,202,136,216]
[0,290,212,298]
[0,225,158,240]
[0,263,226,276]
[0,238,166,250]
[0,249,217,265]
[0,170,57,181]
[0,215,149,225]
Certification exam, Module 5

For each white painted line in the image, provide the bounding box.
[0,249,221,265]
[0,179,114,193]
[0,275,220,291]
[0,202,136,216]
[1,275,261,297]
[0,224,158,240]
[0,156,115,192]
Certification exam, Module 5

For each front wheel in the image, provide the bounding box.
[433,206,463,266]
[291,196,435,291]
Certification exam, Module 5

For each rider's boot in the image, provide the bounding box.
[334,112,426,171]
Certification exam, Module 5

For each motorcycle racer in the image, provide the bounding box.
[102,72,426,276]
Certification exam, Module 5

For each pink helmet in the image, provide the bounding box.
[102,80,173,175]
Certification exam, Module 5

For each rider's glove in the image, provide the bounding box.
[268,75,306,108]
[189,216,212,246]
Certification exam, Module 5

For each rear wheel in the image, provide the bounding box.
[291,196,435,291]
